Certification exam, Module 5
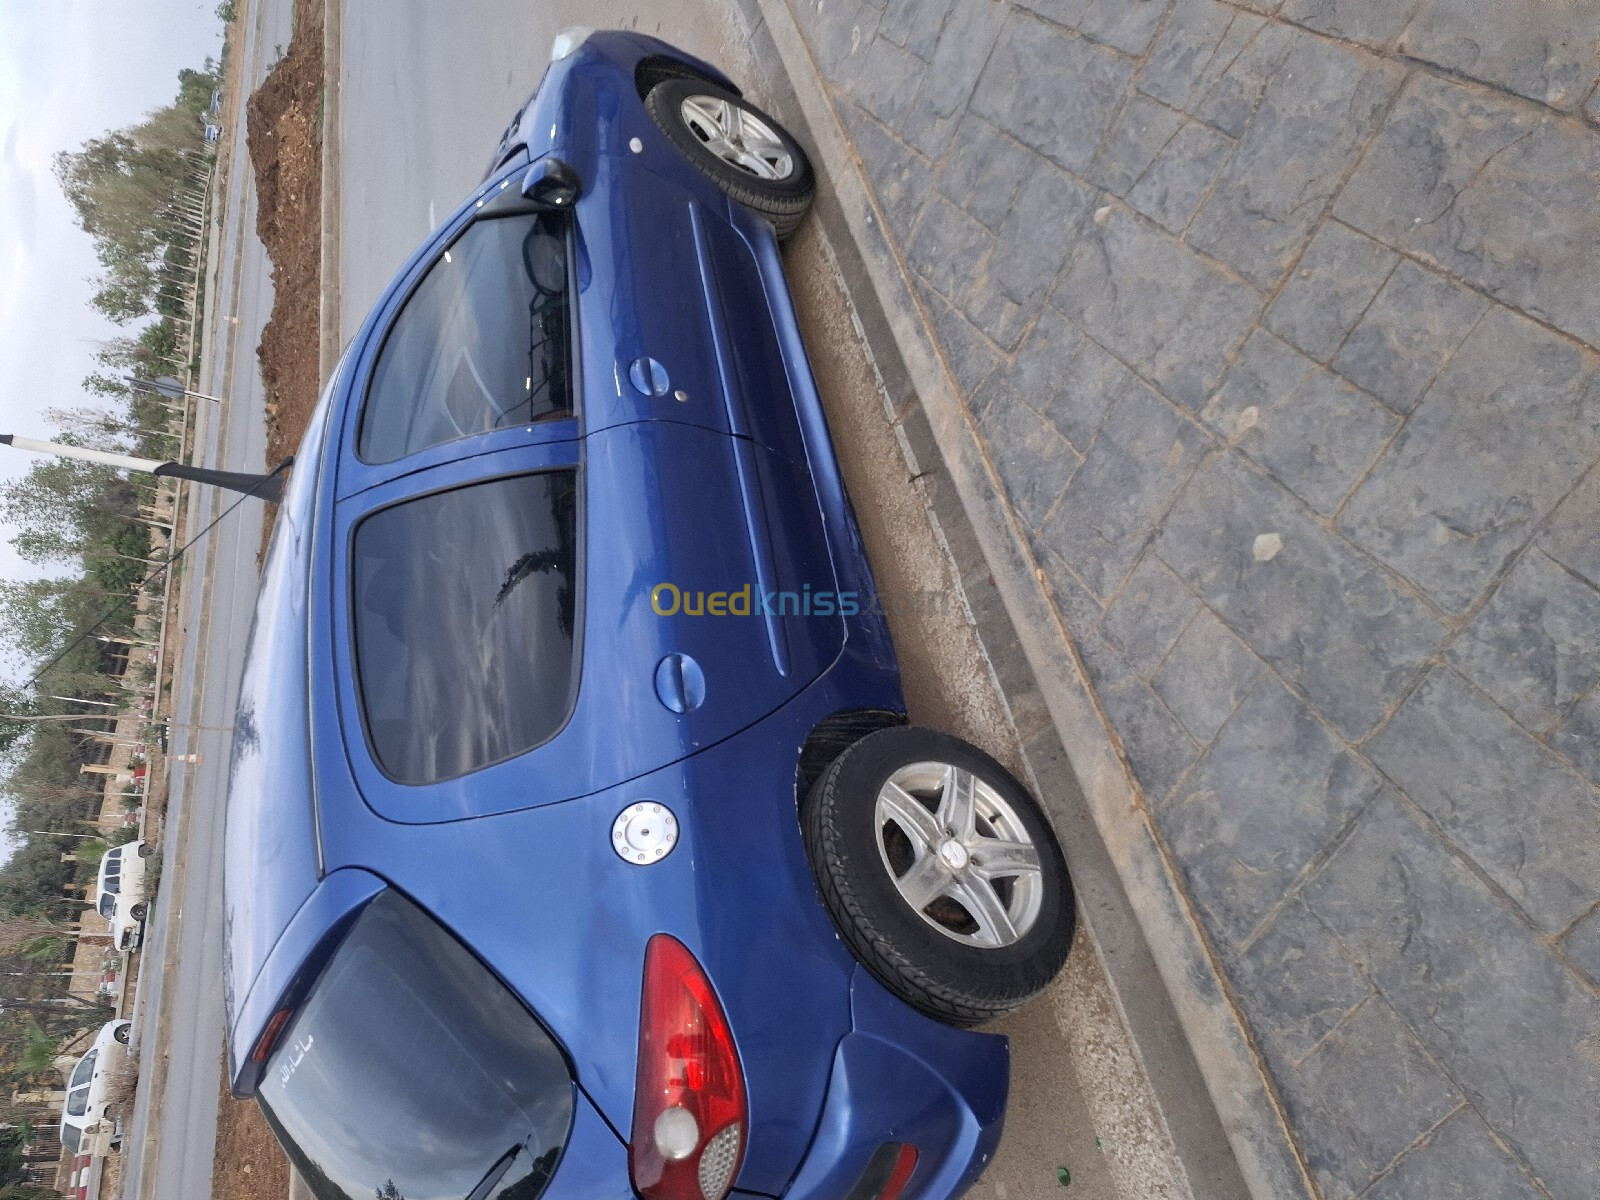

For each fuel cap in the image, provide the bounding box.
[612,801,679,865]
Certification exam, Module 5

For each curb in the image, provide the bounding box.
[317,0,342,384]
[737,2,1306,1197]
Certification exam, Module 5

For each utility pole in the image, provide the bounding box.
[0,435,286,502]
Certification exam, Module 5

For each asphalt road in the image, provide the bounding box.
[127,3,1175,1198]
[119,0,295,1197]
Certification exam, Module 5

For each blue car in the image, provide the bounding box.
[224,28,1075,1200]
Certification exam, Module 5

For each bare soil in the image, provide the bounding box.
[212,0,327,1196]
[248,0,326,473]
[212,1064,289,1200]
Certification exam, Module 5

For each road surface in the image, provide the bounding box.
[119,1,294,1197]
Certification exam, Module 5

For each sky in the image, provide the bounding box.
[0,3,224,854]
[0,1,224,610]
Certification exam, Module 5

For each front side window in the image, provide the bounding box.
[70,1051,96,1090]
[66,1086,89,1118]
[99,894,116,920]
[351,471,579,784]
[359,212,573,463]
[257,890,573,1200]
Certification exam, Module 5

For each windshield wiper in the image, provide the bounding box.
[465,1145,523,1200]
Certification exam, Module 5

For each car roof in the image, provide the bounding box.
[222,372,340,1042]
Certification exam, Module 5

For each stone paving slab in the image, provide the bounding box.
[767,0,1600,1196]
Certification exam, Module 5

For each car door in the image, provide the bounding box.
[333,196,584,502]
[574,151,735,440]
[329,418,844,825]
[323,163,846,825]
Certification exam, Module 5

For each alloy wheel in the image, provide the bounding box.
[873,760,1045,948]
[678,95,794,181]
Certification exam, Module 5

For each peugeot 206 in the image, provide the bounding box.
[224,28,1077,1200]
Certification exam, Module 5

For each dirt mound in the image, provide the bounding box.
[246,0,325,471]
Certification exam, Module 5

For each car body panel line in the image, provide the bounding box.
[692,198,792,675]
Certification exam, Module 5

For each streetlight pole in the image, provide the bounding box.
[0,434,287,502]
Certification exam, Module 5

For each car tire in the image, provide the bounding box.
[802,726,1075,1027]
[114,1025,130,1045]
[644,79,815,240]
[137,843,155,858]
[130,903,147,921]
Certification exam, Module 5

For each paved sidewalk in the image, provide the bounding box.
[762,1,1600,1197]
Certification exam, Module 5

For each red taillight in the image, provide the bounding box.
[879,1145,919,1200]
[845,1143,920,1200]
[629,935,747,1200]
[250,1007,294,1063]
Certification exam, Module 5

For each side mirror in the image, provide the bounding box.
[522,157,581,209]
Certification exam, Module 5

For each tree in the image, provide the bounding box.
[0,845,75,923]
[0,457,137,549]
[16,1024,57,1076]
[52,65,219,330]
[0,918,68,961]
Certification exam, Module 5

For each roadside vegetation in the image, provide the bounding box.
[0,60,219,1122]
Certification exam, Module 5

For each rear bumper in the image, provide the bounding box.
[774,968,1009,1200]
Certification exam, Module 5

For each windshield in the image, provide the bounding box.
[256,890,573,1200]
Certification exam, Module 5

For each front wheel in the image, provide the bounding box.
[645,79,815,240]
[130,903,147,922]
[802,726,1075,1026]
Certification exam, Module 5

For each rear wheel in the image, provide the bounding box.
[802,726,1075,1026]
[644,79,815,240]
[137,842,155,858]
[113,1024,130,1045]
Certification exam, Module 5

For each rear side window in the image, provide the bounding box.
[359,212,573,463]
[257,891,573,1200]
[352,471,579,784]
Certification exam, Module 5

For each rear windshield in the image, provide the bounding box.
[257,891,573,1200]
[351,470,579,784]
[358,211,573,463]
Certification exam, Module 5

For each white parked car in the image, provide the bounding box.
[94,842,153,952]
[59,1020,131,1155]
